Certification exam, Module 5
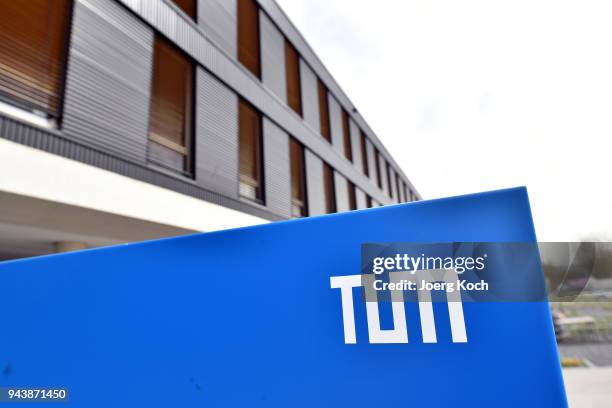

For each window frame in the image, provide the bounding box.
[395,172,401,202]
[285,39,302,116]
[0,0,74,126]
[386,162,394,199]
[374,149,382,188]
[360,131,369,177]
[348,181,357,210]
[237,0,261,78]
[238,98,265,203]
[147,34,195,177]
[317,78,331,142]
[289,138,308,217]
[342,109,352,162]
[323,162,337,214]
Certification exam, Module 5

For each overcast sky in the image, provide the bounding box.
[276,0,611,241]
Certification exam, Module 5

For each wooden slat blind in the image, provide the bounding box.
[395,172,401,202]
[239,98,263,201]
[374,149,382,188]
[323,163,336,214]
[173,0,197,20]
[238,0,260,77]
[386,163,393,198]
[360,131,369,176]
[348,181,357,210]
[149,36,193,173]
[0,0,71,117]
[290,138,307,217]
[285,40,301,115]
[317,79,330,141]
[342,109,352,161]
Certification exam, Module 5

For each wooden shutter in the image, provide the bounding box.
[290,138,307,217]
[374,149,382,188]
[173,0,196,20]
[348,182,357,210]
[239,99,263,201]
[395,172,401,202]
[238,0,260,77]
[360,131,369,176]
[323,163,336,214]
[317,79,330,141]
[0,0,71,117]
[285,40,301,115]
[342,109,352,161]
[148,36,193,173]
[386,162,393,198]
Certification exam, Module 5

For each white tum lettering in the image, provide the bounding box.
[330,269,468,344]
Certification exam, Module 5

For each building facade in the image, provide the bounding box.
[0,0,419,260]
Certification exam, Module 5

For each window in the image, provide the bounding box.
[285,40,301,115]
[0,0,71,124]
[386,163,394,199]
[403,182,408,203]
[290,138,307,217]
[173,0,196,20]
[360,131,369,176]
[348,181,357,210]
[148,36,194,174]
[395,171,401,202]
[342,109,352,161]
[323,162,336,214]
[366,195,373,208]
[317,79,330,141]
[238,0,260,78]
[374,149,382,188]
[239,98,264,202]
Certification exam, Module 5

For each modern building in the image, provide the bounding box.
[0,0,419,260]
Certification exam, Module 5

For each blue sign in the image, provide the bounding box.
[0,187,567,406]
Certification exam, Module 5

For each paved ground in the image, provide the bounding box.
[559,342,612,366]
[563,367,612,407]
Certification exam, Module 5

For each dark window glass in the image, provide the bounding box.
[317,79,330,141]
[323,162,336,214]
[290,138,307,217]
[348,182,357,210]
[403,182,408,203]
[342,109,352,161]
[173,0,196,20]
[149,36,194,174]
[386,162,394,199]
[239,98,264,202]
[285,40,302,115]
[360,131,369,176]
[374,149,382,188]
[238,0,260,77]
[0,0,71,118]
[366,195,373,208]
